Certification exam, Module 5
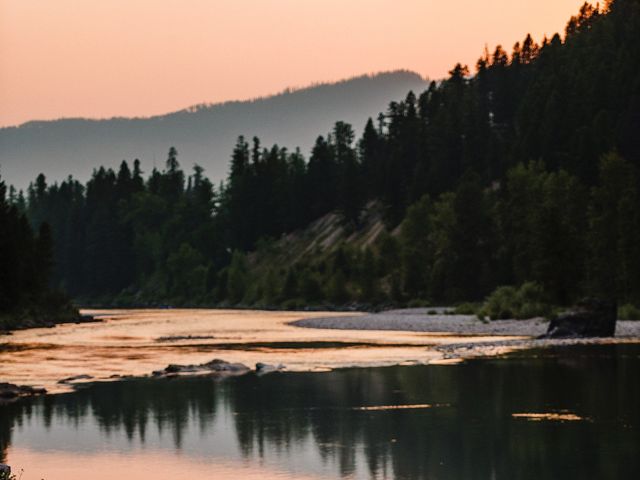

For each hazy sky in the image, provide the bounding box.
[0,0,586,127]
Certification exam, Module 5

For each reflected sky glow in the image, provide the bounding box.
[2,345,640,479]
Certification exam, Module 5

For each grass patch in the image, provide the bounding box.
[407,299,430,308]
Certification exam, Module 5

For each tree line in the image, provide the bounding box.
[0,174,78,329]
[5,0,640,311]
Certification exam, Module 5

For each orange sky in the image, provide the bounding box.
[0,0,587,127]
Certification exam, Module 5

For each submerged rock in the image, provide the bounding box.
[76,314,98,324]
[153,358,250,377]
[156,334,216,342]
[0,383,47,405]
[255,362,285,375]
[542,298,617,339]
[58,374,94,384]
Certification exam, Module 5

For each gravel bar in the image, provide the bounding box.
[291,309,640,337]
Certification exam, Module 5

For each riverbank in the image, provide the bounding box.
[0,301,90,333]
[292,308,640,362]
[291,308,640,336]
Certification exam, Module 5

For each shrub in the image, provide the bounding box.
[480,286,517,320]
[281,298,305,310]
[299,270,322,303]
[327,271,349,305]
[407,299,430,308]
[618,304,640,320]
[455,302,480,315]
[227,251,249,304]
[479,282,552,320]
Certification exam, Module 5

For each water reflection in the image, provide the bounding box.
[1,344,639,479]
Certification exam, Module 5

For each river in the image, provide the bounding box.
[1,310,639,479]
[1,344,639,479]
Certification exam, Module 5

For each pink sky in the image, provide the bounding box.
[0,0,586,127]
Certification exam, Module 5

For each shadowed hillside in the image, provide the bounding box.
[0,71,428,189]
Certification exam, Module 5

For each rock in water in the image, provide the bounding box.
[0,464,11,478]
[57,374,94,384]
[153,358,250,377]
[543,298,617,339]
[255,363,285,375]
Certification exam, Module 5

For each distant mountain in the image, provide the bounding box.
[0,70,428,189]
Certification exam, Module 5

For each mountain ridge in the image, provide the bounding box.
[0,70,428,189]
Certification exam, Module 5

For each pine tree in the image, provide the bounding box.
[588,152,640,303]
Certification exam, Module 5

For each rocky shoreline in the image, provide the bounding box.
[0,359,286,405]
[0,383,47,405]
[433,335,640,362]
[0,313,99,334]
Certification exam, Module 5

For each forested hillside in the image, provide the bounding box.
[9,0,640,312]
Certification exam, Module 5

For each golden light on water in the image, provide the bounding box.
[512,412,587,422]
[0,309,522,393]
[352,404,444,411]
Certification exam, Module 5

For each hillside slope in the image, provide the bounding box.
[249,202,389,268]
[0,71,427,189]
[239,202,394,308]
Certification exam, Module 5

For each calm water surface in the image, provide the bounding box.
[1,309,515,393]
[1,344,639,479]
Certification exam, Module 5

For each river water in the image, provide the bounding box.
[1,344,639,479]
[0,309,518,393]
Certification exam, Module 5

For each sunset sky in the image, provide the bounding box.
[0,0,587,127]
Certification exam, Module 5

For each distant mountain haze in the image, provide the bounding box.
[0,71,428,190]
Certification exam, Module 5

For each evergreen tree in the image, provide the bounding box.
[332,121,364,225]
[307,135,338,219]
[399,196,432,299]
[588,152,640,302]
